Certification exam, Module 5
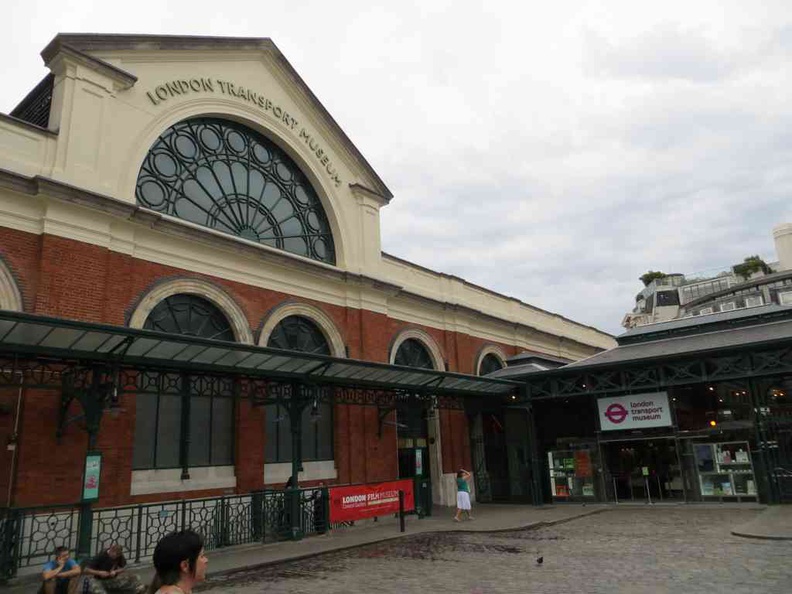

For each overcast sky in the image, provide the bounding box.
[3,1,792,336]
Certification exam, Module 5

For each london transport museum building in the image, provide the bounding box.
[0,34,789,576]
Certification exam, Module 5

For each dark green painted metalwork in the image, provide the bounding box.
[0,488,329,581]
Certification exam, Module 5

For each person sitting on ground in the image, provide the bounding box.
[84,544,146,594]
[148,530,207,594]
[454,468,474,522]
[41,546,81,594]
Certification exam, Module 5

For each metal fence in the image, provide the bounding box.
[0,487,328,582]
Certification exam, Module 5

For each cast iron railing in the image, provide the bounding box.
[0,487,329,582]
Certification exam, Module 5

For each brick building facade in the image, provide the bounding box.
[0,34,614,512]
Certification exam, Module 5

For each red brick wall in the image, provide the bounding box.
[334,404,397,485]
[1,230,516,506]
[439,409,472,474]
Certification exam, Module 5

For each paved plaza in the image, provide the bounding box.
[202,507,790,594]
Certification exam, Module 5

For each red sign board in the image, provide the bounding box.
[328,479,415,523]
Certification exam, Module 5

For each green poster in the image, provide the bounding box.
[82,452,102,502]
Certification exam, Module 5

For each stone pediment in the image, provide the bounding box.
[40,33,392,204]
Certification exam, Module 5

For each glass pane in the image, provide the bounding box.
[395,339,434,369]
[211,397,234,465]
[133,393,157,469]
[301,407,316,462]
[144,295,234,341]
[155,394,182,469]
[279,408,292,463]
[267,316,330,354]
[316,402,334,461]
[188,395,211,466]
[265,403,283,463]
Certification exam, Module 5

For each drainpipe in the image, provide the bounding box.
[5,372,23,507]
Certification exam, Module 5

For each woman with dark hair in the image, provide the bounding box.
[454,468,474,522]
[149,530,207,594]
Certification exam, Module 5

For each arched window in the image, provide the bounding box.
[267,315,331,355]
[136,117,335,264]
[133,295,235,471]
[394,338,435,369]
[479,353,504,376]
[265,316,333,463]
[143,294,236,341]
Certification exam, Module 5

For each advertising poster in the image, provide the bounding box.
[82,452,102,502]
[329,479,415,523]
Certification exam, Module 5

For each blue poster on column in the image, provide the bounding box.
[82,452,102,502]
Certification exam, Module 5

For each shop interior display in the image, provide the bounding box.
[547,449,596,499]
[693,441,756,499]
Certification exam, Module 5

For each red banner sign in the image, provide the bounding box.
[328,479,415,523]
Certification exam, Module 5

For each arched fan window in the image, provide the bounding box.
[265,315,333,463]
[136,117,336,264]
[479,353,504,376]
[394,338,435,369]
[267,315,331,355]
[142,294,236,341]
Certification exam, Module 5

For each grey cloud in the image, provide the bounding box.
[583,25,736,82]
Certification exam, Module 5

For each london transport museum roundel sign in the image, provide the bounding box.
[597,392,672,431]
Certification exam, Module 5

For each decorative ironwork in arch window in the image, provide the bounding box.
[265,315,333,463]
[267,315,330,355]
[136,294,235,471]
[143,294,235,341]
[395,338,435,369]
[136,117,336,264]
[479,353,504,376]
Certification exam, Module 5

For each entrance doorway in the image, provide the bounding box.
[603,439,684,502]
[397,403,432,514]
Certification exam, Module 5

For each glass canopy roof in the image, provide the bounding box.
[0,311,519,397]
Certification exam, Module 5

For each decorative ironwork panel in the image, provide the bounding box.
[557,375,587,396]
[625,367,660,390]
[587,370,623,393]
[706,354,752,380]
[136,117,336,264]
[662,360,704,384]
[11,505,79,571]
[143,294,235,341]
[267,316,331,355]
[753,348,792,374]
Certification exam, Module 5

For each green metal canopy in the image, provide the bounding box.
[0,310,519,397]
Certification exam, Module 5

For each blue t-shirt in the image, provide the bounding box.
[43,559,78,575]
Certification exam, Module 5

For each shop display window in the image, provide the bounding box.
[547,449,597,500]
[693,441,756,500]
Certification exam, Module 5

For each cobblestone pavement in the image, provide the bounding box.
[202,508,790,594]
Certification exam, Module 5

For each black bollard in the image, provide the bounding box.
[399,490,405,533]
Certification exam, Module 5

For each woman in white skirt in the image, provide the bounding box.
[454,468,474,522]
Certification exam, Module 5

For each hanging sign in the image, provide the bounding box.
[81,452,102,502]
[598,392,672,431]
[328,479,414,523]
[415,449,423,476]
